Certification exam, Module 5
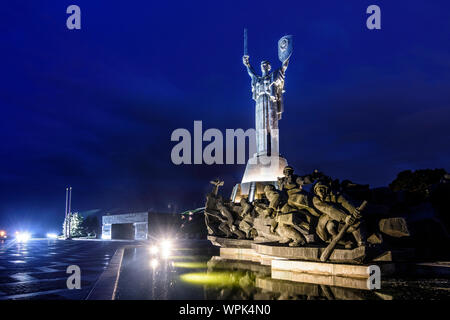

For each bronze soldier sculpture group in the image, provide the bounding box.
[204,166,368,252]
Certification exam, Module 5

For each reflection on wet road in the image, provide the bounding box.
[115,242,450,300]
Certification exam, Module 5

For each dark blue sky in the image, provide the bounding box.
[1,1,449,233]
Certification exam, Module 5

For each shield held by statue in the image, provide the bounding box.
[278,35,293,63]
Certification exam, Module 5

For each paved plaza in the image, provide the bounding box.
[0,239,126,300]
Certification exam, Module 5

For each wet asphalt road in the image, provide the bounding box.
[0,239,126,300]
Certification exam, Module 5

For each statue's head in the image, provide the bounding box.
[313,178,334,200]
[313,182,329,201]
[260,60,271,75]
[264,184,275,194]
[283,166,294,177]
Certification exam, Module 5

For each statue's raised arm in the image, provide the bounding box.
[280,55,290,74]
[242,55,257,79]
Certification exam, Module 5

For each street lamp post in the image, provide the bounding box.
[67,186,72,239]
[65,187,69,238]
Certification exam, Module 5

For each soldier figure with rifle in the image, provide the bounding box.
[311,180,367,256]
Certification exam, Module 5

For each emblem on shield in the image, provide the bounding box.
[278,35,293,63]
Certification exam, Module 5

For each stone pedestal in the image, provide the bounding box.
[207,236,417,290]
[232,154,288,202]
[241,154,288,185]
[271,260,395,290]
[254,242,368,264]
[207,235,255,248]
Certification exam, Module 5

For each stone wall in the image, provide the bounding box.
[102,212,149,240]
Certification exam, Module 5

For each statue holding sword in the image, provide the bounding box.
[242,29,293,157]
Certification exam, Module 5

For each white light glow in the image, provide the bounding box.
[162,249,171,259]
[160,239,172,252]
[150,245,159,255]
[46,233,58,239]
[16,232,31,242]
[151,258,159,269]
[101,234,111,240]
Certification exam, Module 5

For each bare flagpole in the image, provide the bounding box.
[65,187,69,238]
[68,186,72,239]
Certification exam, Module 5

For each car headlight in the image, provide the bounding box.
[16,231,31,242]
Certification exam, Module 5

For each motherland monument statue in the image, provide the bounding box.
[232,29,294,202]
[203,30,426,269]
